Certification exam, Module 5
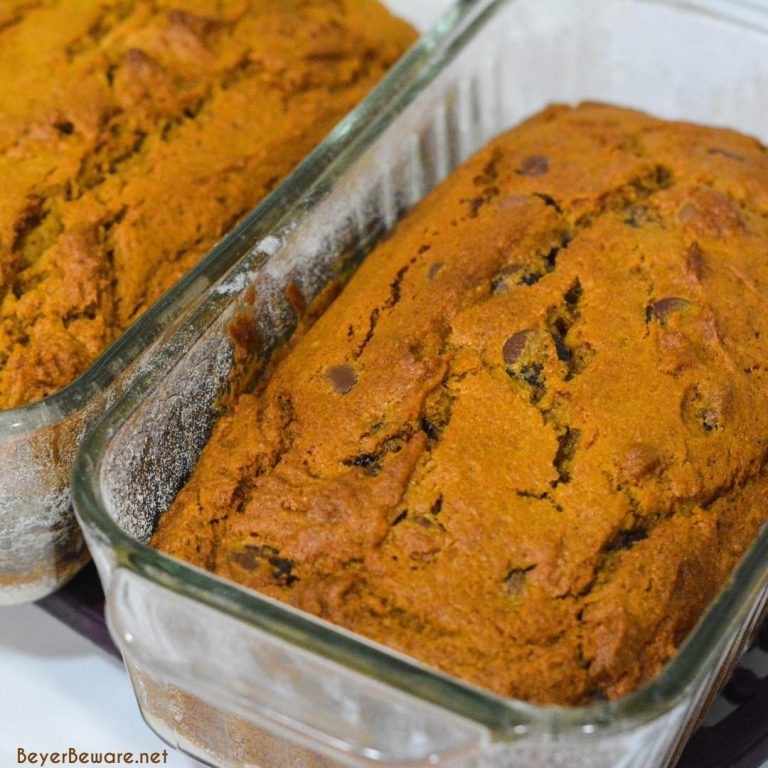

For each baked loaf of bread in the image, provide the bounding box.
[152,103,768,705]
[0,0,415,409]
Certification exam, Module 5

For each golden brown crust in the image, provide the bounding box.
[0,0,415,409]
[152,103,768,705]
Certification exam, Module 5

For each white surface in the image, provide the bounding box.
[0,605,200,766]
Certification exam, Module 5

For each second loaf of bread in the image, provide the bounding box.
[0,0,415,409]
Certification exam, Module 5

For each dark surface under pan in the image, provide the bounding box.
[38,563,768,768]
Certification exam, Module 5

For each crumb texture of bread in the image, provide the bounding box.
[152,103,768,705]
[0,0,416,409]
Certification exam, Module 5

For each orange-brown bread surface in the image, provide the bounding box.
[152,104,768,705]
[0,0,415,409]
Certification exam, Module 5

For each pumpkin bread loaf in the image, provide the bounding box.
[0,0,415,409]
[152,103,768,705]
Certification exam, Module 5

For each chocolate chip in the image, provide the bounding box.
[517,155,549,177]
[427,262,444,280]
[327,364,356,394]
[230,548,261,571]
[230,545,297,585]
[504,333,546,402]
[649,297,693,324]
[503,330,532,365]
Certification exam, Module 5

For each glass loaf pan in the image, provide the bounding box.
[0,2,436,606]
[73,0,768,766]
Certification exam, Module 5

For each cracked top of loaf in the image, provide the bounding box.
[152,103,768,705]
[0,0,415,410]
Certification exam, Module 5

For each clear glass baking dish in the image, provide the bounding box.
[73,0,768,765]
[0,3,427,606]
